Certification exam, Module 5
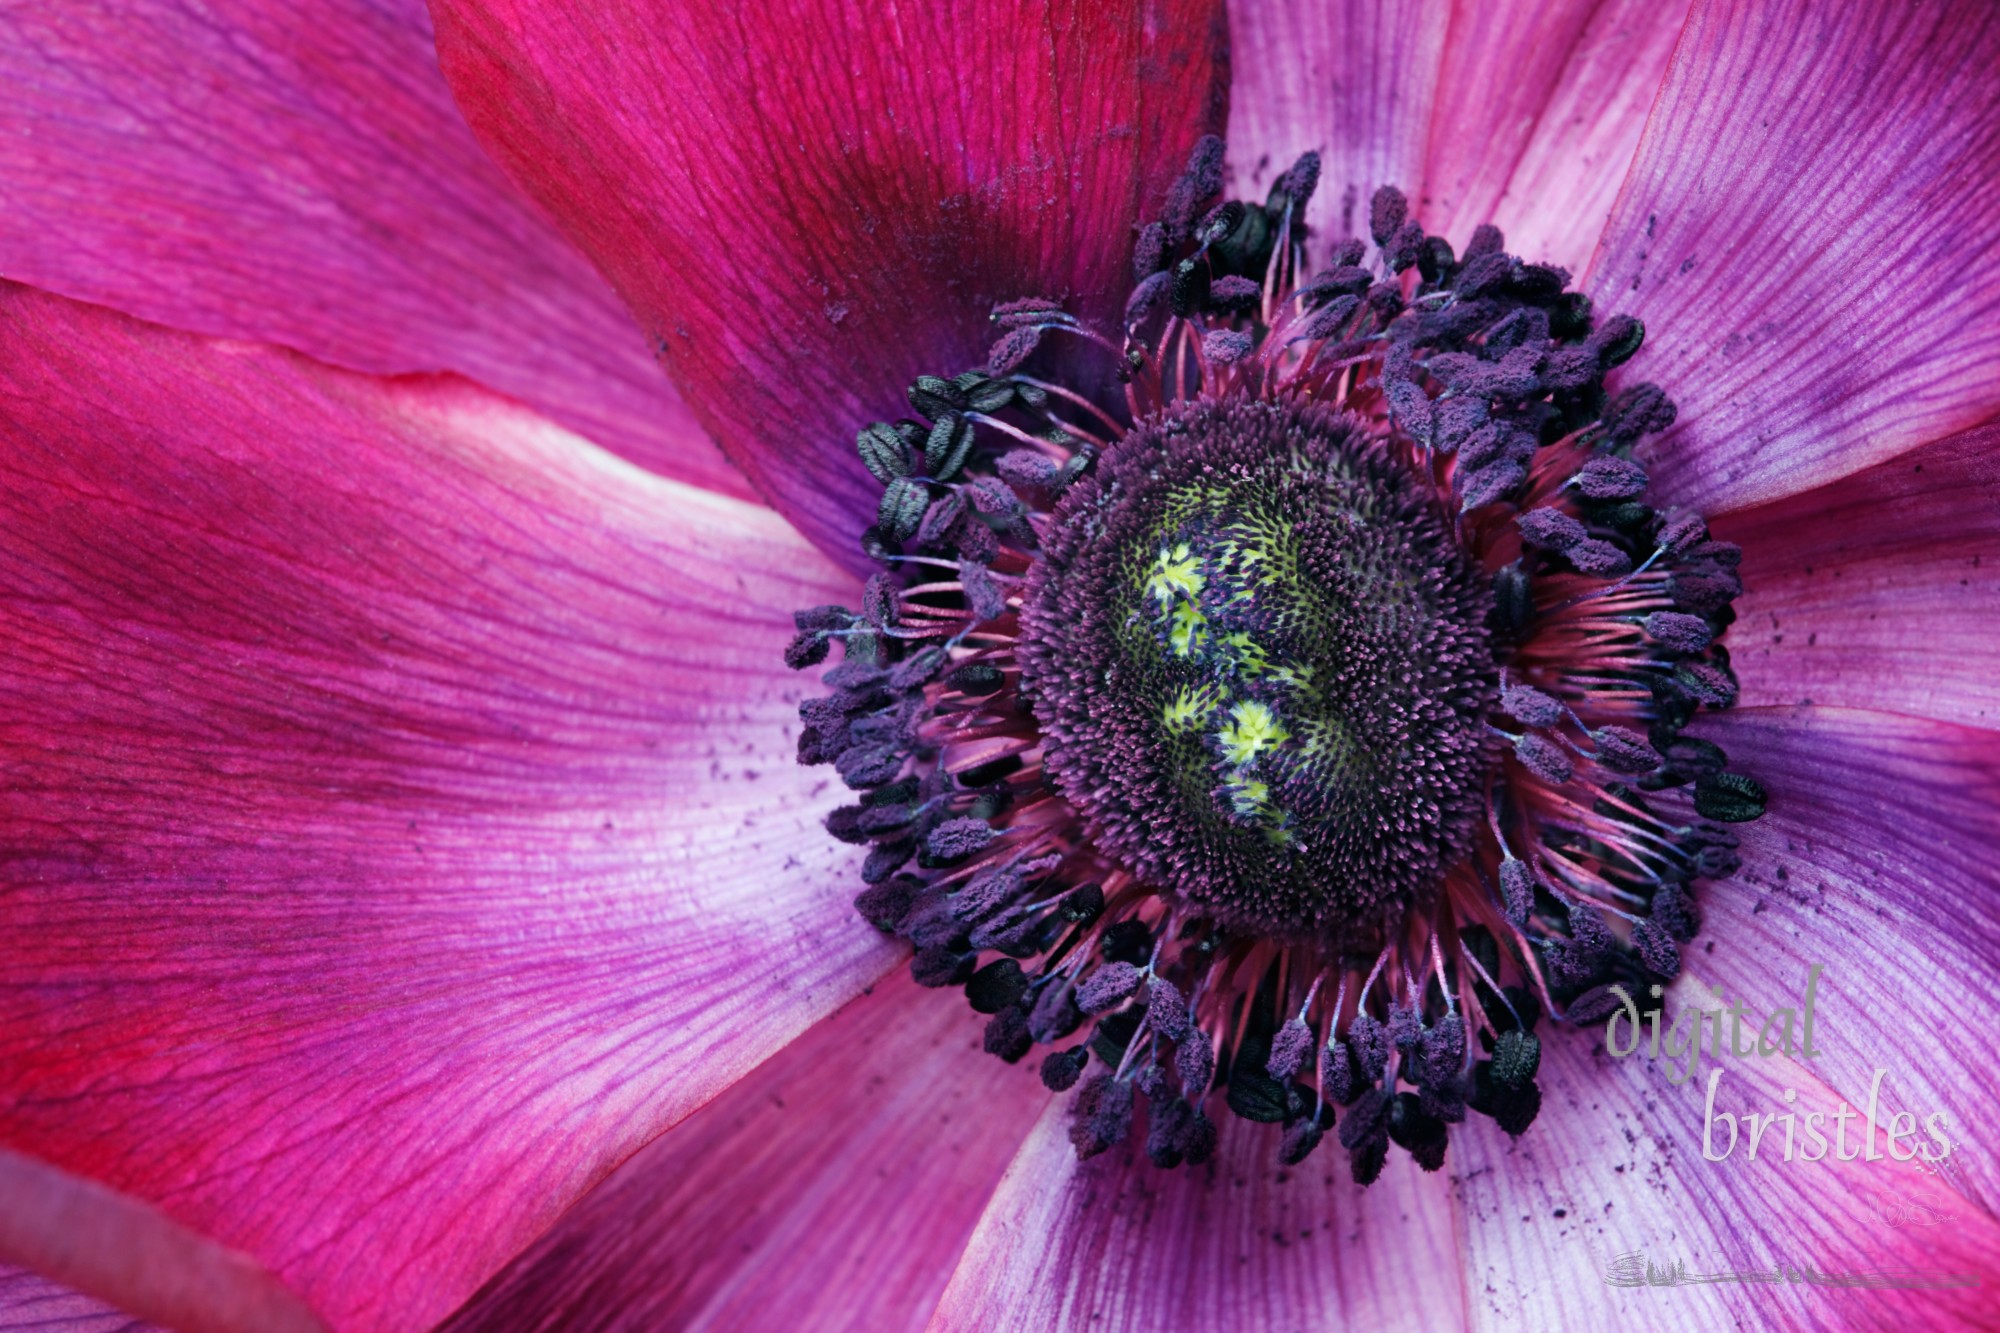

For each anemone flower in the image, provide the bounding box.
[2,0,1998,1330]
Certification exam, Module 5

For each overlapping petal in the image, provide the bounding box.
[0,1269,141,1333]
[431,0,1227,570]
[931,1105,1464,1329]
[1423,0,1691,274]
[0,284,894,1330]
[1225,0,1445,244]
[1722,422,2000,727]
[439,971,1049,1332]
[1590,0,2000,513]
[0,0,739,496]
[0,1151,320,1333]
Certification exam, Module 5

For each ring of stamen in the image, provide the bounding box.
[785,135,1766,1180]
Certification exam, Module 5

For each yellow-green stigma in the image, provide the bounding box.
[1020,396,1499,948]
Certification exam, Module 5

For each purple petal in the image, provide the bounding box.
[1691,705,2000,1210]
[933,1102,1464,1326]
[0,1271,135,1331]
[1426,0,1692,274]
[1721,422,2000,727]
[1457,1021,2000,1329]
[1588,0,2000,514]
[1226,0,1447,245]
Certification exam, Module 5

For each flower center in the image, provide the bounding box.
[1021,397,1495,947]
[784,136,1769,1181]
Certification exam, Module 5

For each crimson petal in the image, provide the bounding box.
[0,286,893,1329]
[1721,422,2000,727]
[432,0,1228,572]
[1589,0,2000,513]
[437,971,1048,1331]
[0,0,741,496]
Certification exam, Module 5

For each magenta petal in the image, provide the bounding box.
[0,285,895,1329]
[1457,1025,2000,1330]
[1587,0,2000,513]
[1685,705,2000,1209]
[1227,0,1447,242]
[432,0,1227,571]
[0,1150,323,1333]
[1721,422,2000,726]
[438,970,1049,1331]
[933,1105,1463,1327]
[0,1,744,497]
[1424,0,1692,274]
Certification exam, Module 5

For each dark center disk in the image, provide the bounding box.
[1020,397,1497,948]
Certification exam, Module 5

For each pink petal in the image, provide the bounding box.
[1226,0,1447,244]
[1721,421,2000,727]
[0,1151,322,1333]
[1587,0,2000,514]
[0,285,894,1330]
[0,0,744,498]
[1457,1019,1999,1331]
[1684,705,2000,1210]
[437,971,1049,1331]
[1424,0,1692,274]
[931,1103,1464,1328]
[431,0,1228,571]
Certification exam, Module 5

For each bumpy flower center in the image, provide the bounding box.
[785,136,1767,1181]
[1022,398,1496,948]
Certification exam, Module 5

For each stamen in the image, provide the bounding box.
[787,149,1763,1176]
